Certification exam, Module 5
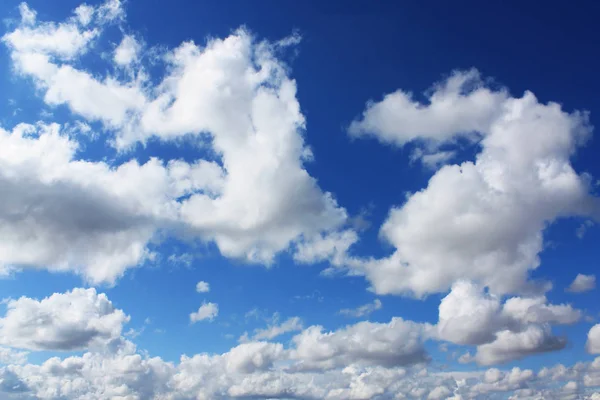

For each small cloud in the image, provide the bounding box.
[124,327,144,339]
[458,352,473,364]
[339,299,382,318]
[168,253,193,268]
[576,220,595,239]
[196,281,210,293]
[239,314,303,342]
[292,290,324,303]
[190,302,218,323]
[244,307,262,320]
[566,274,596,293]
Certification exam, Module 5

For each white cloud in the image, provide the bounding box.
[566,273,596,293]
[113,34,140,66]
[195,281,210,293]
[190,302,219,323]
[588,324,600,354]
[0,347,28,365]
[348,69,506,146]
[290,317,431,370]
[242,315,303,341]
[0,123,222,284]
[294,230,359,266]
[436,281,580,365]
[347,70,597,298]
[339,299,382,318]
[0,306,598,399]
[2,4,350,278]
[96,0,125,23]
[0,288,129,351]
[3,13,98,60]
[18,3,36,26]
[474,325,566,366]
[74,4,95,26]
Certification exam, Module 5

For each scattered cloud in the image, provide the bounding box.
[339,298,382,318]
[566,274,596,293]
[190,302,219,323]
[195,280,210,293]
[241,314,303,342]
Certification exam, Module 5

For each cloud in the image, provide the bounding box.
[566,273,596,293]
[588,324,600,354]
[114,34,140,66]
[190,302,219,323]
[0,288,129,351]
[339,299,382,318]
[0,288,596,399]
[474,325,566,365]
[195,281,210,293]
[18,3,36,26]
[290,318,431,370]
[347,69,597,298]
[4,341,600,399]
[348,69,506,146]
[3,7,99,60]
[436,281,580,365]
[0,347,28,365]
[0,123,222,284]
[241,315,303,342]
[1,2,350,281]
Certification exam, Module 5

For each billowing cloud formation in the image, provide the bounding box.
[3,334,600,399]
[0,288,597,399]
[0,288,128,351]
[291,318,431,370]
[436,281,580,365]
[348,69,598,297]
[1,1,349,283]
[0,122,216,284]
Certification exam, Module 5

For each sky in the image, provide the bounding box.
[0,0,600,399]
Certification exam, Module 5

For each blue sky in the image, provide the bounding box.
[0,0,600,399]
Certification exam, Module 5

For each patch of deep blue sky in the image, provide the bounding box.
[1,0,600,369]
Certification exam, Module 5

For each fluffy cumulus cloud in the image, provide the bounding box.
[346,69,599,297]
[567,273,596,293]
[0,122,219,284]
[436,281,580,365]
[4,342,600,399]
[2,2,600,399]
[0,0,350,283]
[290,317,432,370]
[0,288,129,351]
